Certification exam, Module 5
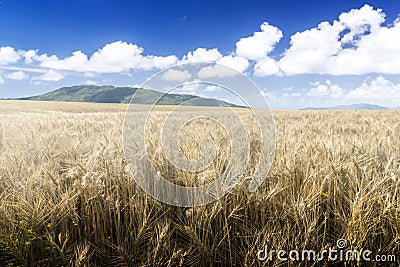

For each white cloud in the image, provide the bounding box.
[5,71,29,80]
[235,22,282,60]
[170,82,200,94]
[347,76,400,100]
[84,72,97,78]
[0,76,4,84]
[283,92,301,97]
[161,69,192,82]
[338,5,385,44]
[217,55,249,73]
[234,22,282,77]
[0,4,399,82]
[204,85,219,92]
[0,65,47,73]
[304,76,400,104]
[331,21,400,75]
[254,57,280,76]
[197,64,238,78]
[329,84,345,98]
[22,50,37,64]
[279,5,400,75]
[30,80,43,86]
[306,80,344,98]
[182,48,222,62]
[35,41,178,73]
[279,20,344,75]
[0,46,21,65]
[32,69,64,81]
[306,83,329,97]
[84,80,97,85]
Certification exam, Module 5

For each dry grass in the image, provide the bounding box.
[0,100,399,266]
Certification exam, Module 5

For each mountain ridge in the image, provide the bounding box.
[300,103,399,110]
[13,85,240,107]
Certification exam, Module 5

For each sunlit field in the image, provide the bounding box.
[0,100,399,266]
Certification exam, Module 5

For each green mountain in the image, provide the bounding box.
[17,85,239,107]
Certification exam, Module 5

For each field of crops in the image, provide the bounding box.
[0,100,399,266]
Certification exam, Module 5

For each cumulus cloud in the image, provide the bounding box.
[0,65,47,73]
[217,55,249,73]
[83,72,97,78]
[30,80,43,86]
[279,20,343,75]
[35,41,178,73]
[347,76,400,100]
[304,76,400,103]
[161,69,192,82]
[5,71,29,80]
[306,80,344,98]
[32,69,64,81]
[283,92,301,97]
[181,48,249,73]
[170,82,200,94]
[279,4,400,75]
[235,22,282,61]
[331,21,400,75]
[204,85,219,92]
[197,64,239,78]
[338,5,385,44]
[0,4,399,82]
[306,82,330,97]
[234,22,282,76]
[0,76,4,84]
[84,80,97,85]
[254,57,280,76]
[22,50,37,64]
[182,48,222,63]
[0,46,21,65]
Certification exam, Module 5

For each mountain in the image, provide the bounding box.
[301,103,392,110]
[16,85,239,107]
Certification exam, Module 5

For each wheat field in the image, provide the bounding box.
[0,100,399,266]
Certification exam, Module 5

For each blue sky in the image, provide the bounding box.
[0,0,400,108]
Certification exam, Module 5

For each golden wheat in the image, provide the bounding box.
[0,101,399,266]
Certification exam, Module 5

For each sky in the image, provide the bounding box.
[0,0,400,109]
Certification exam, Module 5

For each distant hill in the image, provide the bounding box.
[16,85,239,107]
[301,103,393,110]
